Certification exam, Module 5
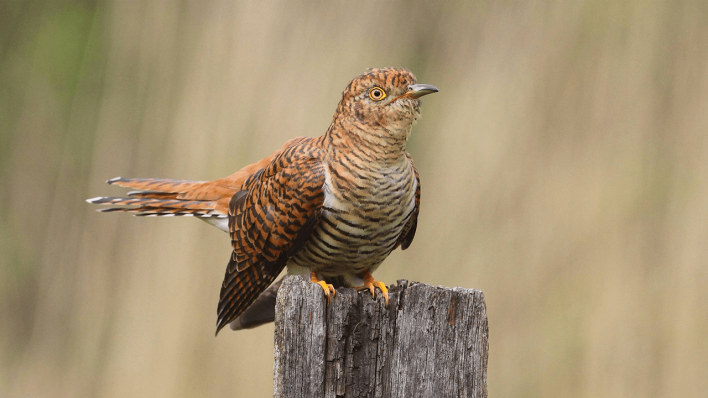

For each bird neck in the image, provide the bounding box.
[325,116,410,167]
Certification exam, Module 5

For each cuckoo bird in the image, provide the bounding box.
[87,68,438,335]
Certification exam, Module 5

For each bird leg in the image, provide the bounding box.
[355,271,389,306]
[310,271,336,304]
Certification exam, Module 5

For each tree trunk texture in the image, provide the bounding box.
[273,276,488,398]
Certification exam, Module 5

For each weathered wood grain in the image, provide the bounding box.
[273,276,488,398]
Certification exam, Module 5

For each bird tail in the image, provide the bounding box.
[86,177,228,218]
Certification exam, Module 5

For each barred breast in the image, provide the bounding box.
[287,157,417,285]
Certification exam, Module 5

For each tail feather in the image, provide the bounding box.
[97,206,225,217]
[126,191,181,199]
[107,177,203,191]
[88,176,236,217]
[107,177,234,202]
[87,196,215,210]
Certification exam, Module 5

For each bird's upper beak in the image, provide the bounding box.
[405,84,439,99]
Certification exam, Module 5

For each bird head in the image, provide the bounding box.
[334,68,438,139]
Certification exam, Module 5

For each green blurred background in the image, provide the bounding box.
[2,0,707,396]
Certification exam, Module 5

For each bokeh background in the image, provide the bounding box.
[2,0,707,397]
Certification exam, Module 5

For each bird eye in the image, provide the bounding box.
[368,87,386,101]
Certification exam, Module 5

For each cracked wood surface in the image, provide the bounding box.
[273,276,488,398]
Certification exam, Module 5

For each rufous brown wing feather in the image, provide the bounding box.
[216,139,326,334]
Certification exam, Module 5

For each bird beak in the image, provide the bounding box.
[406,84,439,99]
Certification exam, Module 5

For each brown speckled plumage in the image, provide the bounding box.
[87,68,438,334]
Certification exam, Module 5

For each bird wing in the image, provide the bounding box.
[216,140,326,334]
[229,276,284,331]
[398,152,420,250]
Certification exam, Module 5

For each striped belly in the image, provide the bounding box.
[287,162,416,285]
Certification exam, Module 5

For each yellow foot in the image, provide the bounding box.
[354,271,389,306]
[310,271,336,304]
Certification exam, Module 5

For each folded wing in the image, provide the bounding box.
[216,140,326,334]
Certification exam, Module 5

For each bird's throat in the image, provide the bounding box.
[326,119,410,167]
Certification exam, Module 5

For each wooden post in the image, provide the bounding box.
[273,276,489,398]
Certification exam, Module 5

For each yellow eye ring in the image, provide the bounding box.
[368,87,387,101]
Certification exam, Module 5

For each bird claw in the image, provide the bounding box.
[310,272,336,304]
[355,272,389,306]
